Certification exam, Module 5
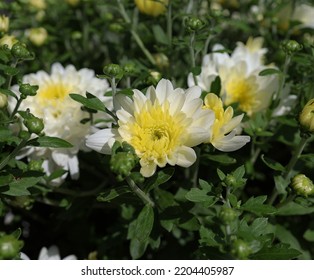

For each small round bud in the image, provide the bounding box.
[299,98,314,134]
[19,83,39,97]
[153,53,169,70]
[123,62,137,76]
[11,42,31,59]
[65,0,80,7]
[29,0,46,10]
[0,235,24,260]
[22,111,44,135]
[134,0,168,17]
[219,207,238,224]
[28,159,44,172]
[0,92,8,108]
[109,23,125,33]
[103,12,114,22]
[185,16,205,32]
[291,174,314,197]
[26,27,48,47]
[0,35,18,49]
[281,40,303,55]
[18,130,31,140]
[225,174,236,187]
[103,64,124,79]
[231,239,251,260]
[71,31,82,40]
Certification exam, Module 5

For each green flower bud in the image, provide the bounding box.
[281,40,303,55]
[219,207,238,224]
[19,83,39,97]
[109,23,125,33]
[299,98,314,134]
[231,239,251,260]
[110,151,138,180]
[224,174,236,187]
[185,16,205,32]
[103,12,114,22]
[123,62,137,76]
[11,42,31,59]
[28,159,44,172]
[0,235,24,260]
[103,64,124,80]
[18,130,31,140]
[291,174,314,197]
[22,111,44,135]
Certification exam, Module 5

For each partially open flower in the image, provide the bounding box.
[291,174,314,197]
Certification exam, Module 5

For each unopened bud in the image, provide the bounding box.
[0,15,9,33]
[0,35,18,49]
[299,98,314,134]
[291,174,314,197]
[281,40,303,55]
[0,92,8,108]
[134,0,168,17]
[26,27,48,47]
[103,64,124,80]
[185,16,205,32]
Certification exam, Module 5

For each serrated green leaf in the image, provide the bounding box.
[1,176,42,196]
[233,165,245,181]
[69,93,107,112]
[199,226,220,247]
[27,136,73,148]
[261,154,285,172]
[199,179,212,191]
[185,188,216,205]
[251,218,269,237]
[277,201,314,216]
[274,175,289,195]
[97,186,131,202]
[251,244,301,260]
[258,68,281,76]
[240,196,277,215]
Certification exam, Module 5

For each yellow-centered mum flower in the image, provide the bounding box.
[9,63,111,185]
[203,93,250,151]
[87,79,215,177]
[134,0,168,17]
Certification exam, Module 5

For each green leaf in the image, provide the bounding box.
[303,229,314,242]
[199,226,220,247]
[0,88,18,99]
[191,66,201,76]
[97,186,131,202]
[258,68,281,76]
[261,154,285,172]
[199,179,212,192]
[130,238,148,260]
[152,25,169,45]
[143,168,174,192]
[250,218,269,237]
[69,92,107,112]
[217,168,226,181]
[240,196,277,215]
[203,154,236,165]
[1,176,42,196]
[251,244,301,260]
[28,136,73,148]
[277,201,314,216]
[133,205,154,241]
[0,173,14,187]
[185,188,216,206]
[274,175,289,195]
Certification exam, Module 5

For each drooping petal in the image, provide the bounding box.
[176,146,197,167]
[86,128,119,154]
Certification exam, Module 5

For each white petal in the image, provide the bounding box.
[155,79,173,104]
[222,114,244,134]
[176,146,197,167]
[214,133,250,152]
[38,246,61,260]
[67,154,79,180]
[114,94,133,113]
[133,89,147,113]
[86,128,118,154]
[140,159,157,177]
[185,127,211,146]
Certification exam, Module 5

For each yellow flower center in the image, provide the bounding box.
[127,101,185,165]
[225,77,257,115]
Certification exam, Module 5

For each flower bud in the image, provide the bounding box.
[0,15,9,33]
[291,174,314,197]
[26,27,48,46]
[29,0,46,10]
[299,98,314,134]
[18,130,31,141]
[281,40,303,55]
[0,92,8,108]
[28,159,44,172]
[146,70,162,86]
[219,207,238,224]
[0,35,18,49]
[153,53,169,70]
[0,235,24,260]
[185,16,205,32]
[231,239,251,260]
[109,22,125,33]
[110,152,138,180]
[66,0,80,7]
[22,111,44,135]
[103,63,124,80]
[11,42,31,59]
[19,83,39,97]
[134,0,168,17]
[123,62,137,76]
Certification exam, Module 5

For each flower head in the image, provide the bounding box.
[292,4,314,30]
[26,27,48,46]
[0,35,18,49]
[203,93,250,151]
[0,15,9,33]
[134,0,168,17]
[21,245,77,260]
[87,79,214,177]
[9,63,111,185]
[299,98,314,133]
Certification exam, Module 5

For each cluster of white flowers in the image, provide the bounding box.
[9,63,111,185]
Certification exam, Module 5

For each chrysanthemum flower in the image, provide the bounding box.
[20,245,77,260]
[9,63,111,185]
[188,37,279,116]
[87,79,215,177]
[203,93,250,152]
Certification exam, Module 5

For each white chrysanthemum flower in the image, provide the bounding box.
[189,37,279,116]
[292,4,314,29]
[9,63,111,185]
[203,93,250,152]
[87,79,215,177]
[20,245,77,260]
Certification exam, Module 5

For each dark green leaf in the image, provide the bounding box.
[133,205,154,241]
[277,201,314,216]
[69,93,107,112]
[28,136,73,148]
[199,179,212,192]
[143,168,174,192]
[191,66,201,76]
[303,229,314,242]
[261,154,285,172]
[240,196,277,215]
[251,244,301,260]
[130,238,148,260]
[258,68,281,76]
[203,154,236,164]
[0,173,14,187]
[2,176,42,196]
[97,186,131,202]
[199,226,220,247]
[217,168,226,181]
[0,88,17,99]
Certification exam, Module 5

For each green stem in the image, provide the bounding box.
[275,55,290,102]
[5,59,18,90]
[192,147,200,188]
[117,0,156,66]
[268,136,308,205]
[189,32,198,85]
[10,97,23,118]
[126,176,155,207]
[0,139,28,170]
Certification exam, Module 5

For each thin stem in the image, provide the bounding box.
[192,147,200,188]
[189,32,198,85]
[126,176,155,207]
[0,139,28,170]
[5,59,18,90]
[117,0,156,66]
[275,55,290,102]
[110,77,116,96]
[10,97,23,118]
